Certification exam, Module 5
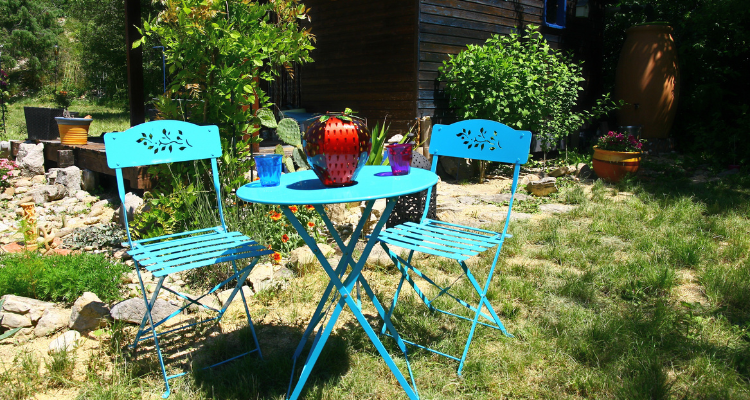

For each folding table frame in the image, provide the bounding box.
[235,167,438,400]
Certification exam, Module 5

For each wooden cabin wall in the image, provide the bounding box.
[418,0,563,124]
[300,0,419,135]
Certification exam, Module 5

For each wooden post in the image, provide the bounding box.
[124,0,145,127]
[58,150,74,168]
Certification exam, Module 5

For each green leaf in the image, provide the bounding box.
[284,156,295,173]
[257,108,278,128]
[277,118,302,147]
[293,147,309,170]
[0,327,21,341]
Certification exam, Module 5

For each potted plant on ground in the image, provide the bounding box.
[54,89,92,145]
[592,131,645,182]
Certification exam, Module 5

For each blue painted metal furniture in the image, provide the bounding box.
[236,166,439,400]
[104,121,272,398]
[376,119,531,375]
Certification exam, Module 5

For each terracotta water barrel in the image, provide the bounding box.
[615,24,680,139]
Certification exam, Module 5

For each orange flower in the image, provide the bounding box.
[269,212,282,221]
[253,176,260,181]
[281,234,289,243]
[289,205,298,213]
[305,205,315,210]
[272,252,282,263]
[307,221,315,229]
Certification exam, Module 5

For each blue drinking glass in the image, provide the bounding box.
[255,154,283,187]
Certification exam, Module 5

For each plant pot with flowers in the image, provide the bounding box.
[592,131,646,182]
[53,90,92,145]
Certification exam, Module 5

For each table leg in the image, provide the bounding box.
[290,201,376,361]
[280,200,420,400]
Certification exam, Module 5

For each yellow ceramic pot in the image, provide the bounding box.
[55,117,93,145]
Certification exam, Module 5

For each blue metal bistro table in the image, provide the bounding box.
[236,166,439,400]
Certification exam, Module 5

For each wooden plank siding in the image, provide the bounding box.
[298,0,567,135]
[300,0,419,135]
[418,0,562,124]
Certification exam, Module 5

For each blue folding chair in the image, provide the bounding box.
[377,119,531,375]
[104,121,272,398]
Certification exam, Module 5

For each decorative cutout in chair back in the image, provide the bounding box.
[104,121,222,168]
[429,119,531,164]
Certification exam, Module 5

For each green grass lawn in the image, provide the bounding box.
[1,98,131,141]
[2,159,749,399]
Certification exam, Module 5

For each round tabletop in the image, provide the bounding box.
[236,166,439,205]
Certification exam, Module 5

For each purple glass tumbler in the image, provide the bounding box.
[255,154,283,187]
[386,143,413,176]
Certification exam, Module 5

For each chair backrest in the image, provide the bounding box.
[104,121,225,246]
[420,119,532,224]
[429,119,531,164]
[104,120,221,168]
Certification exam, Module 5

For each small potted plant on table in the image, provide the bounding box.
[592,131,645,182]
[54,89,92,145]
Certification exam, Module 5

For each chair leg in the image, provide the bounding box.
[132,274,172,398]
[457,297,487,376]
[381,272,406,335]
[133,276,165,348]
[229,259,263,360]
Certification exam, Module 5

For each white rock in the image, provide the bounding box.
[14,179,33,188]
[217,286,254,306]
[16,143,45,176]
[0,312,32,328]
[54,166,83,196]
[288,244,335,266]
[110,298,180,324]
[48,330,81,354]
[75,190,91,201]
[1,295,54,320]
[69,292,110,332]
[34,307,71,337]
[122,192,143,225]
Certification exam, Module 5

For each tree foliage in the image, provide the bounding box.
[66,0,162,99]
[604,0,750,164]
[0,0,63,89]
[136,0,315,140]
[439,25,618,153]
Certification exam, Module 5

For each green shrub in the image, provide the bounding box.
[0,253,128,303]
[439,25,618,155]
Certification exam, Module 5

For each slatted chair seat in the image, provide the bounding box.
[104,121,271,398]
[376,119,531,375]
[380,220,504,261]
[129,228,269,276]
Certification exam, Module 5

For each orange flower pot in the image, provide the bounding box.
[592,146,642,183]
[55,117,93,145]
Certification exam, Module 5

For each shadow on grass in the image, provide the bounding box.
[126,322,351,399]
[556,299,750,398]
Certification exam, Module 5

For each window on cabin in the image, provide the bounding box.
[543,0,566,29]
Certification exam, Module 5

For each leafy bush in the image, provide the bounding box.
[439,25,618,153]
[0,253,128,303]
[136,0,315,142]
